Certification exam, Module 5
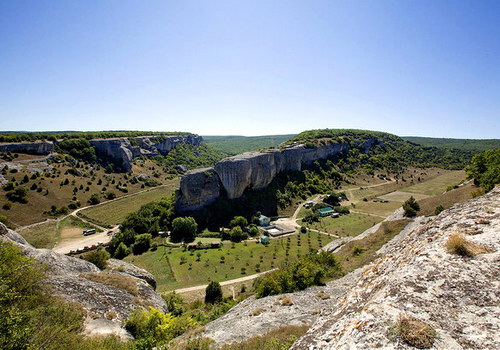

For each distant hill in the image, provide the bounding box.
[402,136,500,152]
[202,134,295,155]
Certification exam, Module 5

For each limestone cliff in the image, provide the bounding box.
[0,141,54,154]
[0,223,168,338]
[90,134,202,171]
[176,141,352,211]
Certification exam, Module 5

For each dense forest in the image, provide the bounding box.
[402,136,500,152]
[203,134,295,155]
[0,131,191,143]
[465,148,500,192]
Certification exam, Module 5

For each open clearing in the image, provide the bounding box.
[79,179,179,226]
[400,170,466,196]
[352,200,404,217]
[18,215,100,249]
[418,182,477,216]
[378,191,430,202]
[125,231,334,293]
[302,213,382,237]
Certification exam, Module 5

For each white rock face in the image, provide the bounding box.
[292,187,500,350]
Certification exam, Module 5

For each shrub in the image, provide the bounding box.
[205,281,223,304]
[300,226,307,233]
[132,234,152,255]
[113,242,130,259]
[81,247,110,269]
[403,196,420,217]
[434,205,444,215]
[395,315,436,349]
[163,292,185,316]
[230,216,248,229]
[88,193,100,205]
[6,186,28,203]
[445,234,490,257]
[229,226,248,242]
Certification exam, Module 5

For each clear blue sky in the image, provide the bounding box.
[1,0,499,138]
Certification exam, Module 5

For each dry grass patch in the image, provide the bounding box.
[445,234,491,257]
[316,290,330,300]
[249,307,266,316]
[277,296,294,306]
[80,272,139,296]
[394,315,437,349]
[220,325,309,350]
[333,219,411,273]
[418,183,476,216]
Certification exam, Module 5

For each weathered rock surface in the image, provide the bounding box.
[106,258,157,289]
[176,141,354,210]
[90,134,202,171]
[0,141,54,155]
[0,223,167,337]
[176,168,222,211]
[291,187,500,350]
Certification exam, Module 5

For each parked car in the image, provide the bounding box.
[83,229,96,236]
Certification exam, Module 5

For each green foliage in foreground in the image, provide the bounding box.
[203,134,295,155]
[0,241,128,350]
[254,251,343,298]
[402,136,500,153]
[465,148,500,192]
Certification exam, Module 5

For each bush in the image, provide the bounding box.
[395,315,436,349]
[434,205,444,215]
[163,293,185,316]
[248,225,260,237]
[205,281,223,304]
[445,234,490,257]
[229,226,248,242]
[6,186,28,203]
[300,226,307,233]
[88,193,100,205]
[81,247,110,270]
[113,242,130,259]
[131,234,152,255]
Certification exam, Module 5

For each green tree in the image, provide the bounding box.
[465,148,500,192]
[171,217,198,243]
[88,193,100,205]
[113,242,130,259]
[205,281,223,304]
[402,196,420,217]
[230,216,248,229]
[6,186,28,203]
[132,234,152,255]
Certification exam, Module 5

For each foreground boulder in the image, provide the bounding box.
[0,223,167,338]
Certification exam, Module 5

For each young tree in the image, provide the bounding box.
[403,196,420,217]
[171,217,197,243]
[205,281,223,304]
[230,216,248,229]
[114,242,130,259]
[131,234,152,255]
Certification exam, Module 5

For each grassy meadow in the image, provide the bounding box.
[125,231,334,292]
[79,178,179,226]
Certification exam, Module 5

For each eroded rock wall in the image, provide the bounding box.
[0,141,54,155]
[176,141,351,210]
[90,134,202,171]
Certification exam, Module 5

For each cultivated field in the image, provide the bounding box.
[400,170,466,196]
[125,231,334,292]
[78,178,179,226]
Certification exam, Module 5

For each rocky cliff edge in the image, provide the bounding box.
[0,223,168,339]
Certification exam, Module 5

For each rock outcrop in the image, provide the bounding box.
[176,141,353,211]
[0,223,168,338]
[0,141,54,155]
[91,134,202,171]
[292,187,500,349]
[200,188,499,349]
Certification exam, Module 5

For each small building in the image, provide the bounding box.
[258,215,271,227]
[317,207,335,217]
[260,235,270,244]
[211,241,221,248]
[187,243,197,250]
[331,212,340,218]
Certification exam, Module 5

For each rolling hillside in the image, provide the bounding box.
[402,136,500,152]
[202,134,295,155]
